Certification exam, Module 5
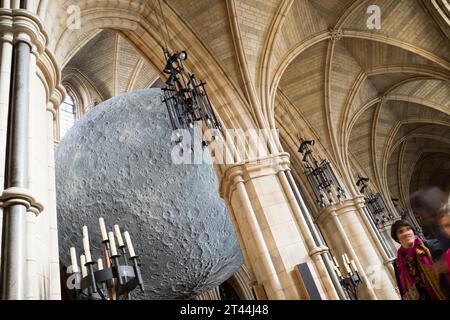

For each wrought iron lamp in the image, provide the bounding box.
[298,138,346,208]
[355,176,395,229]
[356,176,369,194]
[68,218,144,300]
[161,48,222,146]
[332,254,361,300]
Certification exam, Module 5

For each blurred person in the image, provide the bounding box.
[434,204,450,290]
[439,204,450,240]
[409,187,450,254]
[391,219,447,300]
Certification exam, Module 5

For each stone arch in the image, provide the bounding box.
[45,2,258,134]
[62,68,104,115]
[225,265,255,300]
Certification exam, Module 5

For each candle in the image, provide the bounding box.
[98,258,104,271]
[334,265,342,278]
[350,260,358,273]
[342,253,350,265]
[82,226,89,240]
[332,256,340,268]
[114,225,125,247]
[70,247,79,273]
[124,231,136,258]
[83,235,92,263]
[80,254,87,277]
[342,256,352,276]
[99,217,108,241]
[108,231,118,256]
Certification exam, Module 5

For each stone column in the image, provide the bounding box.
[284,169,345,300]
[277,170,339,299]
[316,198,399,299]
[220,153,337,299]
[46,104,62,299]
[0,6,64,299]
[378,222,398,258]
[0,27,14,275]
[1,31,34,299]
[354,198,397,281]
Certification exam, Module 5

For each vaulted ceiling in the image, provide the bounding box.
[44,0,449,213]
[62,30,161,111]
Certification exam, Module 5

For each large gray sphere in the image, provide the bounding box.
[56,89,243,299]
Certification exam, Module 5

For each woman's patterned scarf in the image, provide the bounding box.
[396,237,446,300]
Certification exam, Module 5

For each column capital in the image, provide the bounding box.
[0,9,48,55]
[316,196,365,224]
[46,83,66,116]
[0,187,44,216]
[0,8,65,113]
[219,152,291,200]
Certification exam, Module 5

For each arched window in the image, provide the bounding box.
[59,95,76,138]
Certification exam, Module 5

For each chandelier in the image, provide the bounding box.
[161,49,222,146]
[298,138,346,208]
[67,218,144,300]
[151,0,222,150]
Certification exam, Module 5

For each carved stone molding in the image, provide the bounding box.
[309,245,329,258]
[0,187,44,216]
[0,8,65,114]
[328,28,343,42]
[219,152,291,200]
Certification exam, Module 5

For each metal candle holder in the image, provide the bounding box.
[69,220,144,300]
[332,254,362,300]
[298,138,346,208]
[340,271,361,300]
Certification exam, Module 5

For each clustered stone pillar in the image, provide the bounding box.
[1,34,33,300]
[284,169,346,299]
[219,153,339,300]
[0,3,63,299]
[316,197,399,299]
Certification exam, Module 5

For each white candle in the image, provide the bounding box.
[99,217,108,241]
[350,260,358,273]
[82,226,89,239]
[70,247,79,273]
[124,231,136,258]
[332,256,340,269]
[342,253,350,265]
[114,225,125,247]
[344,261,352,276]
[83,235,92,263]
[97,258,104,271]
[108,231,118,256]
[334,265,342,278]
[80,255,87,277]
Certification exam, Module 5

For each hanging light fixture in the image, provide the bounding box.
[355,176,395,229]
[298,138,346,208]
[151,0,222,152]
[161,48,222,134]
